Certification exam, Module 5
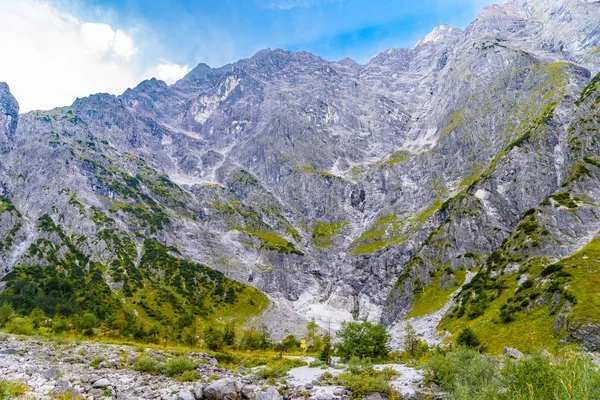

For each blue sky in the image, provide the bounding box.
[63,0,496,66]
[0,0,497,112]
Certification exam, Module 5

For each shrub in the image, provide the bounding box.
[178,370,200,382]
[159,357,198,377]
[336,321,391,361]
[4,317,34,335]
[335,367,397,398]
[456,328,481,349]
[503,352,600,399]
[423,346,503,399]
[0,379,28,399]
[0,303,15,326]
[133,357,159,374]
[279,334,301,352]
[255,358,306,379]
[203,325,224,351]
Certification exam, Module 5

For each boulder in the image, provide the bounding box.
[177,389,195,400]
[93,378,111,388]
[241,384,258,400]
[503,347,524,360]
[42,367,61,381]
[365,393,389,400]
[257,387,281,400]
[203,379,239,400]
[193,384,204,399]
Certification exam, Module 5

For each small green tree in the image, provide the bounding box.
[280,334,301,352]
[0,303,15,326]
[223,323,236,346]
[319,334,333,365]
[404,323,419,356]
[203,325,224,351]
[456,327,481,349]
[336,321,391,361]
[307,318,318,342]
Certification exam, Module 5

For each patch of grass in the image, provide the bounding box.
[0,379,28,399]
[312,221,348,248]
[255,357,306,379]
[334,365,398,399]
[235,229,304,256]
[407,269,467,319]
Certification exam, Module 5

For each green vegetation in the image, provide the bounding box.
[255,358,307,379]
[292,166,342,181]
[312,221,348,248]
[424,347,600,400]
[235,229,304,255]
[407,269,466,319]
[0,216,268,346]
[333,360,398,399]
[0,379,28,399]
[335,321,391,362]
[351,204,442,255]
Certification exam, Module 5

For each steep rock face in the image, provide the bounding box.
[0,82,18,153]
[0,0,599,344]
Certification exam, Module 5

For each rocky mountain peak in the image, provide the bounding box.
[0,82,18,152]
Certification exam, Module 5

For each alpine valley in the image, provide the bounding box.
[1,0,600,353]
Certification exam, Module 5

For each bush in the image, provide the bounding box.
[503,351,600,399]
[0,303,15,326]
[336,321,391,361]
[278,334,301,352]
[159,357,198,377]
[255,358,306,379]
[423,346,503,399]
[51,316,71,334]
[335,367,397,398]
[203,325,224,351]
[133,357,159,374]
[0,378,28,399]
[456,328,481,349]
[178,370,200,382]
[4,317,34,335]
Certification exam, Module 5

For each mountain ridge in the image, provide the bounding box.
[1,0,600,350]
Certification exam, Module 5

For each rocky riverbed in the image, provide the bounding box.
[0,334,428,400]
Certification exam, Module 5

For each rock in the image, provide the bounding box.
[365,393,389,400]
[92,378,111,388]
[177,389,195,400]
[207,357,219,366]
[333,389,345,396]
[203,379,239,400]
[88,388,105,399]
[503,347,524,360]
[241,385,258,400]
[304,383,313,390]
[0,348,17,355]
[43,367,61,380]
[236,366,248,373]
[193,384,204,399]
[257,387,281,400]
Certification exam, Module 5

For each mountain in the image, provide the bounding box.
[1,0,600,350]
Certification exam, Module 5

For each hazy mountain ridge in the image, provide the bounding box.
[1,0,599,347]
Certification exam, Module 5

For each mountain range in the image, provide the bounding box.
[1,0,600,351]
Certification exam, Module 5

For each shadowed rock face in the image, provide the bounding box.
[0,0,600,341]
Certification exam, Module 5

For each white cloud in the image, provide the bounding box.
[0,0,189,112]
[150,62,192,85]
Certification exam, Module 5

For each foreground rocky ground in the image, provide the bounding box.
[0,334,425,400]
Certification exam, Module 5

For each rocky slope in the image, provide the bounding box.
[1,0,600,348]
